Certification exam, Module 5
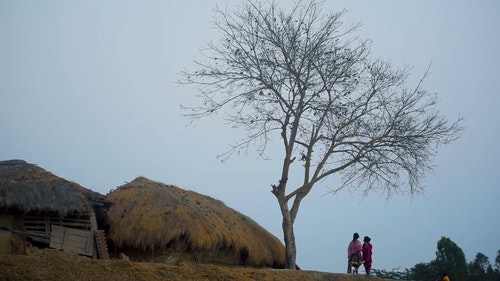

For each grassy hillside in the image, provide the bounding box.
[0,248,388,281]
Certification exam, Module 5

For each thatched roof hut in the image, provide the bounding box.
[0,159,111,253]
[0,159,109,217]
[106,177,285,268]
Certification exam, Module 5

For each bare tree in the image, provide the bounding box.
[179,0,463,269]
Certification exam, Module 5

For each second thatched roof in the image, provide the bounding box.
[106,177,285,268]
[0,159,110,217]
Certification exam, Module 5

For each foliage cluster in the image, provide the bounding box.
[372,237,500,281]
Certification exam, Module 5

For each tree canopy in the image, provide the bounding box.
[180,0,464,269]
[374,237,500,281]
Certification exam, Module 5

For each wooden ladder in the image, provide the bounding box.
[95,230,110,260]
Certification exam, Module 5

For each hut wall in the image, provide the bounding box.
[0,214,27,255]
[0,230,11,255]
[0,214,13,255]
[0,214,14,229]
[24,211,96,232]
[22,211,97,244]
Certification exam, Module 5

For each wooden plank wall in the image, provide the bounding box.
[23,211,96,243]
[49,225,95,257]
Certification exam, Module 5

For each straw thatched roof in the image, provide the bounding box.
[106,177,285,268]
[0,159,110,216]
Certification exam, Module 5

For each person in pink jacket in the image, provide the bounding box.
[347,232,363,274]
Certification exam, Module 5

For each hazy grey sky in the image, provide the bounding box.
[1,0,499,273]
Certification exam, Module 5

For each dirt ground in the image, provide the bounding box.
[0,248,388,281]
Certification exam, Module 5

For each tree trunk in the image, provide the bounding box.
[282,208,297,269]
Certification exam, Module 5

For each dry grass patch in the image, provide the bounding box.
[106,177,285,267]
[0,248,390,281]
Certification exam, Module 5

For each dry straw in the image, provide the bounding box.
[107,177,285,267]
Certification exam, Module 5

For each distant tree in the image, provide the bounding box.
[405,240,500,281]
[180,0,463,269]
[372,267,412,280]
[433,237,469,281]
[495,250,500,273]
[468,252,496,281]
[469,252,491,275]
[409,262,439,281]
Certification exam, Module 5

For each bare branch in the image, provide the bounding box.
[178,0,464,269]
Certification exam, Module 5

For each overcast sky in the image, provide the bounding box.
[1,0,499,274]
